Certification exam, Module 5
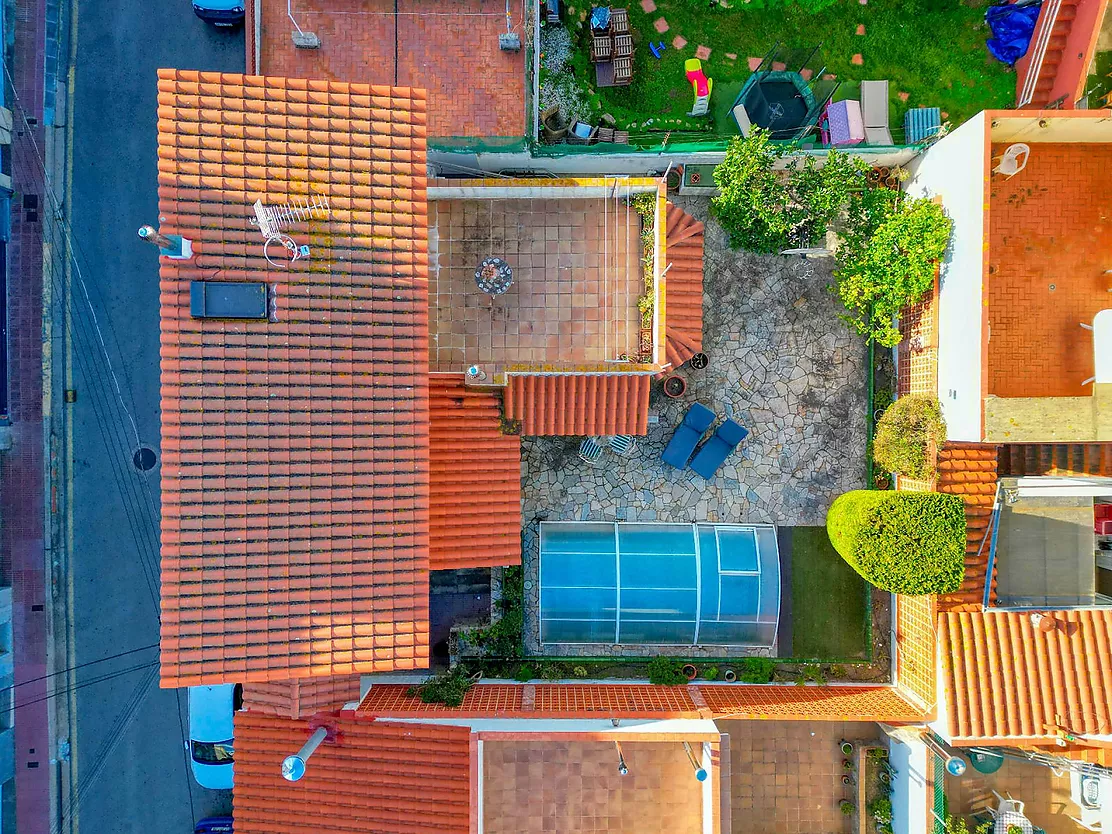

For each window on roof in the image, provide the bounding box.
[190,281,270,320]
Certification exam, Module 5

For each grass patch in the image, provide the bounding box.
[560,0,1014,137]
[790,526,868,659]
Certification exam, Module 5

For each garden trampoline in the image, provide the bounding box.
[732,44,840,141]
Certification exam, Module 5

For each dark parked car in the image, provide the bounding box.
[192,0,244,27]
[195,817,233,834]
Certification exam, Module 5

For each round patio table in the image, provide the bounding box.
[475,257,513,295]
[994,811,1033,834]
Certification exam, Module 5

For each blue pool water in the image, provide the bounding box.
[538,522,781,647]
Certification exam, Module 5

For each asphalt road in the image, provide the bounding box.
[63,3,242,831]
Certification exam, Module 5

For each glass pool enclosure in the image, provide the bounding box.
[538,522,782,647]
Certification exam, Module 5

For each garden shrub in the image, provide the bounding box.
[834,195,952,347]
[471,565,524,659]
[514,664,535,682]
[407,667,474,707]
[873,395,946,480]
[647,656,688,686]
[737,657,775,683]
[826,491,966,595]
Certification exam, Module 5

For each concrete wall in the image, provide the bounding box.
[905,115,988,442]
[890,735,932,834]
[429,146,920,179]
[983,383,1112,442]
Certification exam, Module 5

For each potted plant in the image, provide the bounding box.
[840,740,855,756]
[663,374,687,398]
[702,665,719,681]
[842,758,855,771]
[723,669,737,683]
[841,774,854,787]
[840,800,855,816]
[682,663,698,681]
[874,474,891,490]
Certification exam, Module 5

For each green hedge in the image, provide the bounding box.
[826,491,966,595]
[873,395,946,480]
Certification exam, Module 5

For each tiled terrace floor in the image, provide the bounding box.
[256,0,525,139]
[482,739,705,834]
[719,720,882,834]
[945,756,1085,834]
[987,142,1112,398]
[429,198,642,371]
[520,199,869,653]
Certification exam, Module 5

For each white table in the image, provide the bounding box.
[1093,309,1112,384]
[994,810,1033,834]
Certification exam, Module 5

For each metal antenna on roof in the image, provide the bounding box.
[251,197,331,269]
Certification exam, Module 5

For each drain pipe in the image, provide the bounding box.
[253,0,261,74]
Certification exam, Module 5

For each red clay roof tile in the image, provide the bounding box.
[429,375,521,570]
[939,609,1112,743]
[358,683,925,721]
[234,712,471,834]
[156,70,431,687]
[503,374,651,436]
[663,203,705,369]
[243,675,364,720]
[934,443,999,613]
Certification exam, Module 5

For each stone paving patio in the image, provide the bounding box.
[522,198,868,656]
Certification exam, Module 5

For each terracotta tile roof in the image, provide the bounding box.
[358,682,923,721]
[429,375,521,570]
[935,443,999,613]
[663,202,704,369]
[234,712,471,834]
[698,685,925,722]
[156,70,431,687]
[939,609,1112,743]
[503,374,651,436]
[242,675,364,720]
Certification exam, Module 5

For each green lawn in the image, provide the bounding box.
[560,0,1015,140]
[789,526,869,660]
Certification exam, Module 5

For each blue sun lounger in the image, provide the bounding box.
[690,419,749,479]
[662,402,715,470]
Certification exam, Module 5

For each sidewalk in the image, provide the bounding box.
[3,0,53,829]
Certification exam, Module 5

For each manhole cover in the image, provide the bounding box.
[133,446,158,472]
[689,352,709,370]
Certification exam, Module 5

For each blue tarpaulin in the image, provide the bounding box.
[985,1,1042,65]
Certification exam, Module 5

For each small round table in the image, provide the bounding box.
[475,257,513,295]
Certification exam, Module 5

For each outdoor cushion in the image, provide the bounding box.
[661,402,715,470]
[689,419,749,480]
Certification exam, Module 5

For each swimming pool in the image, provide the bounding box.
[538,522,781,647]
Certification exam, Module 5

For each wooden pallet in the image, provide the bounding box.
[613,33,633,58]
[610,7,629,33]
[590,34,612,62]
[612,56,633,85]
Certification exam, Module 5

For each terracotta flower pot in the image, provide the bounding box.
[663,375,687,398]
[682,664,697,681]
[723,669,737,683]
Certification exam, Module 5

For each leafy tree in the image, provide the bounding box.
[711,130,791,253]
[711,132,866,253]
[834,196,952,347]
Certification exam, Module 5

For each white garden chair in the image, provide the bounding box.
[993,143,1030,178]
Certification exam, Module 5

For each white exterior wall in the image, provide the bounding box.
[890,736,932,834]
[905,116,987,442]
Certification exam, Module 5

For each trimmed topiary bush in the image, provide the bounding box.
[873,395,946,480]
[826,491,966,595]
